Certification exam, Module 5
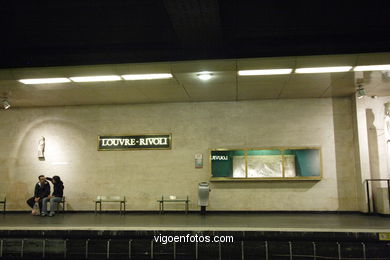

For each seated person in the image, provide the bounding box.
[26,175,50,214]
[41,175,64,217]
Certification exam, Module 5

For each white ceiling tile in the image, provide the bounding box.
[171,59,236,73]
[238,57,296,70]
[295,54,357,67]
[185,83,236,101]
[356,52,390,66]
[137,85,190,103]
[175,71,236,85]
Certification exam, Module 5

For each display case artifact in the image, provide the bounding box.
[210,147,322,181]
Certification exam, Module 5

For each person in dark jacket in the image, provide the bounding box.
[26,175,50,211]
[41,175,64,217]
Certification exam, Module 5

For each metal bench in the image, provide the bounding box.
[94,196,126,214]
[0,194,5,213]
[157,195,189,214]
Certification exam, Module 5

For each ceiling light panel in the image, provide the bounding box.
[295,66,352,73]
[121,73,173,80]
[354,64,390,71]
[19,78,71,84]
[238,69,292,76]
[70,75,121,82]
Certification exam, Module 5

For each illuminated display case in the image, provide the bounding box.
[210,147,322,181]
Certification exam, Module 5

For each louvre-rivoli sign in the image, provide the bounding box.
[98,134,171,150]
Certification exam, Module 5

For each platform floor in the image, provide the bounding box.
[0,212,389,232]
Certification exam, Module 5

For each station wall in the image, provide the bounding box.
[0,98,358,211]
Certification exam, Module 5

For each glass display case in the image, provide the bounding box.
[210,147,322,181]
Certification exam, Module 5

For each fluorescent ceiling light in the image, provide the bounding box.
[197,71,213,80]
[295,66,352,73]
[238,69,292,76]
[354,64,390,71]
[121,73,173,80]
[70,75,121,82]
[19,78,70,84]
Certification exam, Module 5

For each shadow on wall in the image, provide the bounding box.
[7,117,88,210]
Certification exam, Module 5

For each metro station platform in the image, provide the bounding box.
[0,212,389,233]
[0,212,389,259]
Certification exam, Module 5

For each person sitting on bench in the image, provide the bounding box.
[26,175,50,214]
[41,176,64,217]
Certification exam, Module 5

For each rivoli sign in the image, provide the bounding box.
[98,134,171,150]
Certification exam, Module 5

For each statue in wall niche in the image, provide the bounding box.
[38,136,45,158]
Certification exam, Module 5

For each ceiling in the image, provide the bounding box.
[1,1,390,107]
[1,1,390,68]
[1,52,390,108]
